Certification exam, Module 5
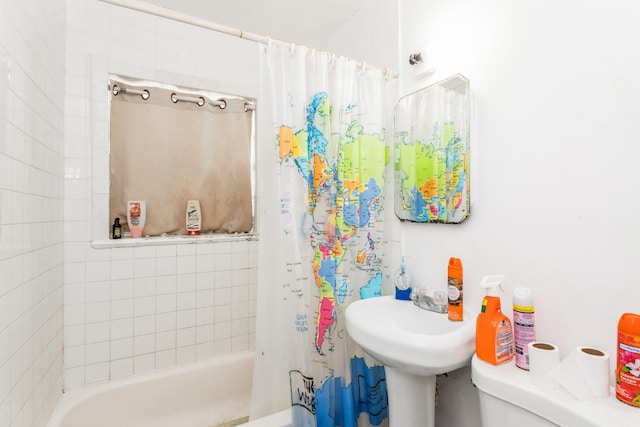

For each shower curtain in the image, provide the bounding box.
[251,44,391,427]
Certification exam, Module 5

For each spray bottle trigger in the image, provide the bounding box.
[480,275,506,296]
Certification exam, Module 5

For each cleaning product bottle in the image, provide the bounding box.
[616,312,640,407]
[394,256,412,300]
[476,275,514,365]
[447,257,463,321]
[513,287,535,370]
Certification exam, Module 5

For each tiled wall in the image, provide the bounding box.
[0,0,66,426]
[64,0,259,389]
[63,240,258,387]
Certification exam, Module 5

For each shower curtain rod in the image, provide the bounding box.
[98,0,399,79]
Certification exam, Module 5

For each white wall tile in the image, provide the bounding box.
[196,342,214,361]
[85,301,109,324]
[156,257,176,276]
[63,325,85,348]
[85,322,109,344]
[176,273,196,293]
[111,338,133,360]
[110,299,133,320]
[156,275,176,295]
[110,279,134,300]
[110,259,134,281]
[111,318,133,340]
[134,296,155,317]
[85,362,109,383]
[156,312,176,332]
[156,294,176,313]
[134,315,155,337]
[85,342,109,365]
[155,350,176,370]
[177,292,196,311]
[177,309,196,329]
[110,357,133,379]
[64,346,85,369]
[176,346,195,365]
[85,281,109,303]
[133,353,155,375]
[177,255,196,274]
[134,334,155,356]
[64,366,85,389]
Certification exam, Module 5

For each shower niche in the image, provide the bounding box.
[394,74,470,224]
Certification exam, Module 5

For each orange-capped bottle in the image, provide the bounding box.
[616,312,640,406]
[447,257,463,321]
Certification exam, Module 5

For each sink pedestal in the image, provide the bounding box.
[385,367,436,427]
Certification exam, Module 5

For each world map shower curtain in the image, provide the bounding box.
[251,44,391,427]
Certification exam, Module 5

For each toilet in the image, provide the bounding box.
[471,354,640,427]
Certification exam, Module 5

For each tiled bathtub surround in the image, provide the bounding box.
[0,0,66,426]
[63,0,259,389]
[63,240,258,387]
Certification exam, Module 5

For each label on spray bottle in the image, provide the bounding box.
[447,257,463,321]
[513,287,535,370]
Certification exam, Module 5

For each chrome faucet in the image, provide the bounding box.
[411,288,448,314]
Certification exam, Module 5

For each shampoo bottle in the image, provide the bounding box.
[447,257,463,321]
[513,287,535,370]
[127,201,146,238]
[186,200,202,236]
[476,275,514,365]
[112,217,122,239]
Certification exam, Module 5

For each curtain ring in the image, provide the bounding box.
[290,43,296,54]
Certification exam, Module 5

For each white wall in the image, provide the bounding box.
[0,0,66,426]
[63,0,259,389]
[397,0,640,425]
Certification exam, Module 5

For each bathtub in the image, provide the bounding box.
[46,351,291,427]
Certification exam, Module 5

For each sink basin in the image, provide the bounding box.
[345,295,476,376]
[345,295,476,427]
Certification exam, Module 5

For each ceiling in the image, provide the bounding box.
[141,0,366,49]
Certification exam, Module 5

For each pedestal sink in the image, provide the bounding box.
[345,295,475,427]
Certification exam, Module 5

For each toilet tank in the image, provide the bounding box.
[477,387,559,427]
[471,354,640,427]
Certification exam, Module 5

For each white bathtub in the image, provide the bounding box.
[46,351,291,427]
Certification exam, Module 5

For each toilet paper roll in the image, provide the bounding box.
[550,346,610,400]
[578,347,610,397]
[528,342,560,388]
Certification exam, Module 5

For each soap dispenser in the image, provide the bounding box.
[475,275,514,365]
[394,256,412,300]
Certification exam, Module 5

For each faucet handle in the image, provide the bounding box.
[432,290,447,306]
[411,286,428,298]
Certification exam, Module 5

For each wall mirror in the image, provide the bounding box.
[394,74,470,223]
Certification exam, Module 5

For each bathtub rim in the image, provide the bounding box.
[46,350,255,427]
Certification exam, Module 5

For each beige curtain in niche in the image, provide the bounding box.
[109,77,253,236]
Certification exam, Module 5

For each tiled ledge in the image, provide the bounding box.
[91,233,258,249]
